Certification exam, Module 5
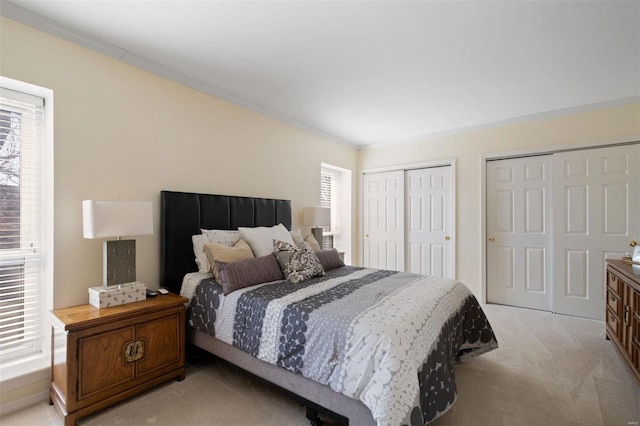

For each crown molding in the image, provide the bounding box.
[0,1,357,149]
[0,1,127,59]
[360,95,640,150]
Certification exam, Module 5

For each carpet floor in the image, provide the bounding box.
[2,303,638,425]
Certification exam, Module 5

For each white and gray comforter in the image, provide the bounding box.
[186,266,498,425]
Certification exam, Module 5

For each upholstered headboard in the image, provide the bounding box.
[160,190,292,295]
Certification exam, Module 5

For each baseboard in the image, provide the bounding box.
[0,390,49,416]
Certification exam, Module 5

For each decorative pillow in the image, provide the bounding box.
[315,249,345,271]
[192,230,241,272]
[203,239,255,283]
[304,234,322,252]
[201,229,241,246]
[215,254,284,295]
[239,224,294,257]
[273,240,325,284]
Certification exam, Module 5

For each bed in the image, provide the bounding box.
[160,190,498,426]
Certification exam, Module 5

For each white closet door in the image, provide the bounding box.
[362,171,405,271]
[553,145,639,320]
[486,155,553,311]
[406,167,454,278]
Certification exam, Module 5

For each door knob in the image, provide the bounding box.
[488,236,495,242]
[631,240,638,247]
[444,236,450,240]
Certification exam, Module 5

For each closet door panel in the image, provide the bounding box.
[406,167,454,278]
[486,155,553,311]
[553,144,639,320]
[363,171,404,271]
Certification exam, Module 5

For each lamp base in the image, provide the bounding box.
[104,239,136,286]
[311,227,324,247]
[89,282,146,308]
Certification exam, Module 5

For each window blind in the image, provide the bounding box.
[0,88,44,361]
[320,168,340,249]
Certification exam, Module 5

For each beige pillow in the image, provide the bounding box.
[304,234,322,252]
[192,230,241,272]
[204,239,255,283]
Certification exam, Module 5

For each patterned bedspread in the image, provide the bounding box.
[187,266,498,425]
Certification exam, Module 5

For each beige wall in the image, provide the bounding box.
[358,102,640,298]
[0,17,358,311]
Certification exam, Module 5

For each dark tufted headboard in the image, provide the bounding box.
[160,190,292,295]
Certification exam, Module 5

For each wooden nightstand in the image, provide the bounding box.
[49,293,188,426]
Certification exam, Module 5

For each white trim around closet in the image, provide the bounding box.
[360,158,457,278]
[480,136,639,304]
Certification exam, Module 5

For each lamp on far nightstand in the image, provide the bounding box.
[303,207,331,247]
[83,200,153,308]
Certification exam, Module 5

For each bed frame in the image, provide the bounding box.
[160,190,375,426]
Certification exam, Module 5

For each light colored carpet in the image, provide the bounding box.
[2,304,638,425]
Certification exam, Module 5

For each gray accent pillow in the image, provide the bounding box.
[315,249,345,271]
[215,253,284,295]
[273,240,325,284]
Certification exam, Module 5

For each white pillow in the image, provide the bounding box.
[239,224,294,257]
[192,230,241,272]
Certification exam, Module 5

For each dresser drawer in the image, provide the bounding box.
[606,307,620,340]
[607,289,622,317]
[607,271,623,297]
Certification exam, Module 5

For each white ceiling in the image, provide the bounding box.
[3,1,640,147]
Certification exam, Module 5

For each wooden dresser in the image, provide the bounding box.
[605,259,640,383]
[49,293,188,426]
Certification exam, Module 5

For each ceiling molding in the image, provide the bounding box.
[0,1,356,149]
[360,95,640,151]
[0,1,127,59]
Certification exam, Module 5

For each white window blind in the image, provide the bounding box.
[0,88,44,362]
[320,168,340,249]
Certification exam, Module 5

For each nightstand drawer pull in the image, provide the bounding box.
[124,340,145,363]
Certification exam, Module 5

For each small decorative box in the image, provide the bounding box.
[88,282,146,308]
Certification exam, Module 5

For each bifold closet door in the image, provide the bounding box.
[552,145,639,320]
[486,155,553,311]
[362,171,404,271]
[406,167,454,278]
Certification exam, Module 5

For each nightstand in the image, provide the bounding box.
[49,293,188,426]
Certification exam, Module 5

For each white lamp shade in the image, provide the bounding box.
[303,207,331,227]
[83,200,153,239]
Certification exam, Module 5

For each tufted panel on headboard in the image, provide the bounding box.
[160,190,292,294]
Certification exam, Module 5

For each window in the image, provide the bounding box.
[320,164,351,262]
[320,168,340,249]
[0,84,48,365]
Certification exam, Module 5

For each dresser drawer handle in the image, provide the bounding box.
[609,294,616,303]
[609,313,615,323]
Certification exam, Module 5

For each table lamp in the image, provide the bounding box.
[303,207,331,247]
[82,200,153,287]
